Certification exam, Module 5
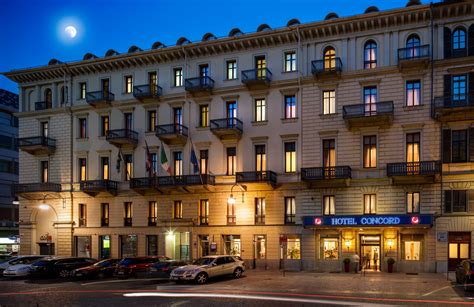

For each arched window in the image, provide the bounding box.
[364,41,377,69]
[323,47,336,70]
[44,89,52,103]
[453,27,466,50]
[406,34,421,58]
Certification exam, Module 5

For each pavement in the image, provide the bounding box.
[0,269,473,306]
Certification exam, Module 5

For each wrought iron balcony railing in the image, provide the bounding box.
[343,101,394,119]
[432,95,474,110]
[156,124,188,137]
[18,136,56,148]
[236,171,277,186]
[301,166,352,180]
[106,129,139,143]
[185,76,215,91]
[13,183,62,194]
[35,101,52,111]
[241,68,272,83]
[311,58,343,75]
[133,84,162,99]
[86,91,115,104]
[80,180,118,192]
[387,161,441,177]
[398,45,430,61]
[156,174,215,186]
[210,118,243,132]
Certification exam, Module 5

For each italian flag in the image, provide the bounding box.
[160,142,172,175]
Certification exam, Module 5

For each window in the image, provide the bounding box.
[147,235,158,256]
[124,75,133,94]
[173,107,183,127]
[148,201,157,226]
[227,147,236,175]
[151,153,157,175]
[148,71,158,86]
[101,203,109,227]
[41,161,48,183]
[452,130,467,163]
[199,64,209,77]
[227,201,236,224]
[199,105,209,128]
[323,47,336,70]
[284,95,296,119]
[44,88,52,104]
[78,158,87,181]
[285,197,296,224]
[406,80,421,106]
[406,133,420,165]
[174,201,183,219]
[323,90,336,115]
[227,101,237,119]
[364,41,377,69]
[286,236,300,259]
[406,34,421,58]
[255,98,266,122]
[101,157,109,180]
[79,204,87,227]
[124,202,132,226]
[321,237,339,260]
[173,151,183,176]
[363,86,377,115]
[284,51,296,72]
[147,110,156,132]
[124,154,133,181]
[199,200,209,225]
[323,139,336,173]
[445,190,467,213]
[120,234,137,258]
[226,60,237,80]
[79,82,87,99]
[174,68,183,87]
[364,194,376,214]
[323,195,335,216]
[78,118,87,138]
[124,112,133,130]
[407,192,420,213]
[363,135,377,168]
[452,75,467,102]
[255,56,266,79]
[284,142,296,173]
[200,150,208,174]
[60,86,67,104]
[255,145,266,172]
[41,121,49,137]
[401,234,423,261]
[100,115,109,136]
[453,28,466,51]
[255,198,265,224]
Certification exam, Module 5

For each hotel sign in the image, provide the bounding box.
[303,215,433,227]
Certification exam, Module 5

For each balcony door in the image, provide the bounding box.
[124,113,133,131]
[406,133,420,174]
[199,64,209,86]
[227,101,237,127]
[323,139,336,178]
[173,107,182,133]
[255,56,266,79]
[406,34,421,58]
[255,145,266,173]
[148,72,157,95]
[364,86,377,116]
[101,79,110,97]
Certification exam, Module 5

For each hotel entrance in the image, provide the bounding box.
[360,235,381,271]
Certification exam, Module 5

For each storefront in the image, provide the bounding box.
[303,214,433,272]
[165,231,190,260]
[120,234,138,258]
[74,236,91,257]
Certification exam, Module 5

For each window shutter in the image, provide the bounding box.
[444,27,452,59]
[470,128,474,162]
[469,190,474,213]
[443,129,452,163]
[444,75,452,99]
[469,25,474,57]
[444,190,452,213]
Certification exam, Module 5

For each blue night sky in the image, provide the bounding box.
[0,0,430,94]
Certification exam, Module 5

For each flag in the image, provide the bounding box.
[145,140,153,177]
[160,142,172,175]
[116,148,124,173]
[190,143,199,174]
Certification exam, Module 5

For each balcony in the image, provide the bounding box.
[342,101,394,130]
[210,118,243,141]
[241,68,272,89]
[301,166,351,188]
[14,183,61,199]
[431,95,474,122]
[311,58,343,79]
[18,136,56,155]
[130,177,158,195]
[398,45,430,71]
[106,129,139,148]
[35,101,52,111]
[185,76,215,95]
[387,161,441,185]
[131,175,216,193]
[236,171,277,187]
[86,91,114,107]
[156,124,188,145]
[79,180,118,196]
[133,84,162,101]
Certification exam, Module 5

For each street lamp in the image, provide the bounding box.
[227,183,246,205]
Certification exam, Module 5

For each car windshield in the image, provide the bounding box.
[192,258,214,265]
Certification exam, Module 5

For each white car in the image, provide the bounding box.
[3,263,35,277]
[0,256,46,276]
[170,255,245,284]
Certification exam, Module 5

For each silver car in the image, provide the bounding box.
[170,255,245,284]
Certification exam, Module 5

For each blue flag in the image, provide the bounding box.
[190,144,199,174]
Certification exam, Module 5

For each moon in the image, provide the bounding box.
[65,26,77,38]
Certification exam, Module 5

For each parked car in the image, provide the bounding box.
[115,256,170,278]
[3,256,46,277]
[30,257,97,278]
[456,260,474,289]
[0,256,46,275]
[169,255,245,284]
[139,260,188,279]
[73,259,120,279]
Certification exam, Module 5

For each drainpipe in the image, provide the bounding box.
[296,25,304,271]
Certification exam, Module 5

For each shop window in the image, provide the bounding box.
[401,234,424,261]
[321,236,339,260]
[99,235,111,259]
[165,231,190,261]
[255,235,266,259]
[223,235,241,257]
[120,234,138,258]
[286,236,301,259]
[147,235,158,256]
[75,236,91,257]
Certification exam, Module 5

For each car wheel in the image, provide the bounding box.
[59,270,70,278]
[195,272,208,285]
[233,268,243,279]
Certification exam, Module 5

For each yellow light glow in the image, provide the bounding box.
[39,204,50,210]
[227,194,236,205]
[345,240,351,248]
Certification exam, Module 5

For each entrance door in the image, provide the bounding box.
[448,232,471,271]
[99,235,111,259]
[360,235,381,271]
[254,235,266,269]
[38,243,55,256]
[198,235,210,257]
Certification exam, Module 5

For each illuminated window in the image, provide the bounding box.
[401,234,423,261]
[227,147,236,175]
[101,115,109,136]
[41,161,48,183]
[323,47,336,70]
[363,86,377,115]
[148,201,157,226]
[174,68,183,87]
[199,200,209,225]
[101,203,109,227]
[364,194,376,214]
[323,139,336,175]
[124,154,133,181]
[255,56,266,79]
[323,195,335,216]
[286,236,300,259]
[199,105,209,128]
[363,135,377,168]
[226,60,237,80]
[452,75,467,102]
[285,197,296,224]
[124,75,133,94]
[200,150,208,174]
[255,98,266,122]
[255,145,266,172]
[406,133,420,167]
[284,142,296,173]
[173,151,183,176]
[321,237,339,260]
[284,51,296,72]
[147,110,156,132]
[255,198,266,225]
[41,121,49,137]
[78,118,87,138]
[101,157,109,180]
[364,40,377,69]
[124,202,132,226]
[227,101,237,119]
[227,201,236,225]
[78,158,87,181]
[406,80,421,106]
[323,90,336,115]
[453,28,466,50]
[79,204,87,227]
[79,82,87,99]
[284,95,296,119]
[174,201,183,219]
[407,192,420,213]
[406,34,421,58]
[150,153,157,175]
[148,71,158,86]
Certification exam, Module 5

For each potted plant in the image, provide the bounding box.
[387,258,395,273]
[343,258,351,272]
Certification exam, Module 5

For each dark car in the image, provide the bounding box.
[30,257,97,278]
[140,260,188,279]
[73,259,120,279]
[115,256,170,278]
[456,260,474,289]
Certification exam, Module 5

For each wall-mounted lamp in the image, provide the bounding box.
[345,239,351,251]
[39,203,50,211]
[228,183,246,205]
[41,193,66,209]
[387,239,394,250]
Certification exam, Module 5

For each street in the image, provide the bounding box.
[0,270,473,306]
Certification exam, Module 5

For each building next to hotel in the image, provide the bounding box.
[3,0,474,273]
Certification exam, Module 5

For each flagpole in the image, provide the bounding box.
[190,137,203,185]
